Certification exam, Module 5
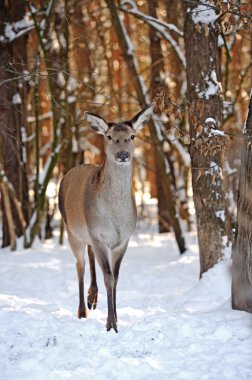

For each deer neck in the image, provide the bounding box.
[100,158,133,200]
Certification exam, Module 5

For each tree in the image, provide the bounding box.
[148,0,171,233]
[232,92,252,313]
[184,0,231,276]
[0,0,30,247]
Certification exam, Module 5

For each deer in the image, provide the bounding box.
[58,104,153,332]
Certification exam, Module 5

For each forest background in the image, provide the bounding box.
[0,0,251,312]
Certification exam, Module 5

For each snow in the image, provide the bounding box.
[205,117,225,137]
[209,129,225,137]
[209,161,221,174]
[205,70,220,99]
[191,1,218,26]
[196,70,221,100]
[0,222,251,379]
[205,117,216,125]
[58,33,66,49]
[67,76,78,92]
[217,35,224,48]
[21,126,27,163]
[216,209,225,222]
[12,93,22,105]
[164,156,170,174]
[67,95,77,104]
[57,72,66,87]
[23,70,31,82]
[1,17,34,43]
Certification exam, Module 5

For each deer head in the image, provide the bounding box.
[86,104,153,164]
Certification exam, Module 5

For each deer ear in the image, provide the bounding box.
[131,104,154,132]
[86,112,108,135]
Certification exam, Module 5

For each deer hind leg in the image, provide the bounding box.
[87,245,98,310]
[67,229,87,318]
[76,260,87,318]
[91,238,117,332]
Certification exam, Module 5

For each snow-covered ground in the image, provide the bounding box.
[0,224,251,379]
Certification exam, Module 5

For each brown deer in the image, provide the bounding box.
[58,105,153,332]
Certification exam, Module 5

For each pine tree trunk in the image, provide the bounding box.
[184,0,230,276]
[232,92,252,313]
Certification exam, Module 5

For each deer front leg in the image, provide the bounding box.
[112,241,128,322]
[87,245,98,310]
[91,239,117,332]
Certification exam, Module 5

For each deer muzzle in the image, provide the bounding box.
[116,151,130,162]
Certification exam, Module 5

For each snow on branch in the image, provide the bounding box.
[119,0,186,69]
[120,0,183,37]
[117,13,150,103]
[0,16,34,43]
[0,0,56,44]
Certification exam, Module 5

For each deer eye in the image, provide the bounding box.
[131,135,135,140]
[107,135,112,140]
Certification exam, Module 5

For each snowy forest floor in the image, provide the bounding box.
[0,215,252,380]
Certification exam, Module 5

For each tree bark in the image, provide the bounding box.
[0,0,30,247]
[184,0,230,276]
[232,92,252,313]
[149,0,171,233]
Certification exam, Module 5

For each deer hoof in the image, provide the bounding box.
[106,319,118,333]
[88,301,97,310]
[77,307,88,319]
[87,288,98,310]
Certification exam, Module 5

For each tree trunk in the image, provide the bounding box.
[149,0,171,233]
[0,0,30,247]
[184,0,230,276]
[232,92,252,313]
[165,0,184,100]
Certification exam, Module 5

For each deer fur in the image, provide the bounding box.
[58,104,153,332]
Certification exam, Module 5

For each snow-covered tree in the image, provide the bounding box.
[184,0,231,276]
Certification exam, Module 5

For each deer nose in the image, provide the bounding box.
[116,151,129,162]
